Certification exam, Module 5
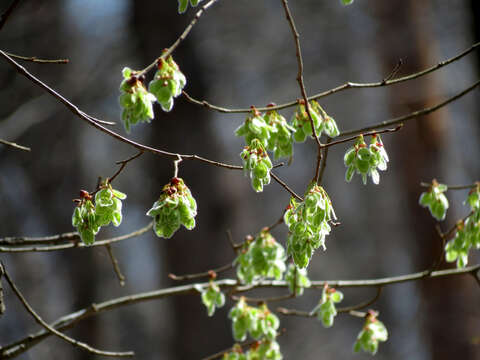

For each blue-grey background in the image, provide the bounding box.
[0,1,479,359]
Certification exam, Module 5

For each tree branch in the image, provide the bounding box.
[0,138,30,152]
[0,0,21,31]
[2,51,68,64]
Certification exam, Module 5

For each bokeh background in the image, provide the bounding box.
[0,0,479,359]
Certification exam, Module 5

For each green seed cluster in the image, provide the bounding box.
[146,177,197,239]
[312,285,343,328]
[353,311,388,355]
[284,185,336,268]
[229,298,280,342]
[195,281,225,317]
[284,264,311,296]
[235,230,286,284]
[235,107,295,160]
[445,184,480,268]
[240,139,273,193]
[149,55,186,112]
[177,0,203,13]
[72,184,126,246]
[222,340,282,360]
[119,67,155,133]
[344,134,389,185]
[291,100,340,143]
[418,179,449,221]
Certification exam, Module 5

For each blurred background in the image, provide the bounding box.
[0,0,479,359]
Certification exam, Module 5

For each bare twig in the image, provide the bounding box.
[0,50,242,170]
[168,262,233,281]
[182,42,480,113]
[270,171,303,201]
[137,0,220,77]
[105,244,126,287]
[1,263,134,358]
[0,0,21,31]
[340,80,480,137]
[3,51,69,64]
[109,150,144,184]
[317,137,331,184]
[0,221,153,252]
[0,138,30,151]
[325,124,403,148]
[420,182,477,190]
[337,286,383,313]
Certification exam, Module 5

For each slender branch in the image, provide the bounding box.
[270,171,303,201]
[420,182,477,190]
[280,0,323,183]
[168,262,233,281]
[0,138,30,151]
[1,263,134,358]
[325,124,403,148]
[0,50,242,170]
[105,244,126,287]
[137,0,220,77]
[0,222,153,252]
[183,42,480,114]
[264,212,285,232]
[317,137,331,184]
[109,150,144,184]
[337,286,383,313]
[2,264,478,357]
[0,0,20,31]
[340,80,480,137]
[3,51,69,64]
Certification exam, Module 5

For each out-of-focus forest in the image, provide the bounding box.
[0,0,479,359]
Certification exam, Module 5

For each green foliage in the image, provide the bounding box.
[445,184,480,268]
[353,311,388,355]
[240,139,273,192]
[344,134,389,185]
[341,0,354,5]
[291,100,340,143]
[222,340,282,360]
[284,184,336,268]
[229,298,280,342]
[148,55,186,112]
[146,177,197,239]
[178,0,203,14]
[119,67,155,133]
[418,180,449,221]
[235,230,286,284]
[235,108,273,150]
[284,263,311,296]
[72,184,126,246]
[195,281,225,316]
[311,285,343,328]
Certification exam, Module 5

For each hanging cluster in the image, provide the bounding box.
[195,280,226,317]
[284,263,311,296]
[240,139,273,193]
[235,230,286,284]
[229,298,280,342]
[353,311,388,355]
[222,340,282,360]
[344,134,389,185]
[311,284,343,328]
[72,182,126,245]
[284,185,336,268]
[146,177,197,239]
[148,55,186,112]
[291,100,340,143]
[119,54,186,132]
[445,184,480,268]
[418,179,449,221]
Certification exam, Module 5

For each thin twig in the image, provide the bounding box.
[264,213,285,232]
[337,286,383,313]
[3,51,69,64]
[340,80,480,137]
[382,58,403,83]
[2,264,478,357]
[168,262,233,281]
[326,124,403,148]
[270,171,303,201]
[109,150,144,184]
[1,263,134,358]
[0,138,30,151]
[0,50,242,170]
[317,137,331,184]
[420,182,477,190]
[182,42,480,114]
[105,244,126,287]
[230,292,294,304]
[137,0,220,77]
[0,0,21,31]
[280,0,323,183]
[0,222,153,252]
